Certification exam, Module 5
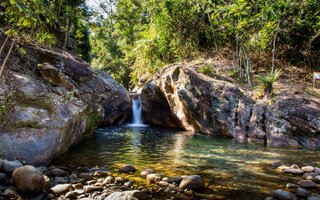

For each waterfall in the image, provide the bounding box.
[128,95,147,127]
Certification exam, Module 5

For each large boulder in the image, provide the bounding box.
[141,65,320,148]
[0,34,131,165]
[12,165,45,195]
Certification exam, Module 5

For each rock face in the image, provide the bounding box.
[141,65,320,148]
[12,165,45,195]
[0,34,131,165]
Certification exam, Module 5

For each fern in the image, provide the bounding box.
[255,69,282,99]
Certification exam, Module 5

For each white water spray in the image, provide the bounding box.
[128,95,147,127]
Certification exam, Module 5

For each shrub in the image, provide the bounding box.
[255,69,282,100]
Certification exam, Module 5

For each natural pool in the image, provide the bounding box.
[53,126,320,199]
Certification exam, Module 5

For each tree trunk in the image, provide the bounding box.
[271,21,280,73]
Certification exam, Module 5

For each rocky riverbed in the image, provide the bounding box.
[0,159,208,200]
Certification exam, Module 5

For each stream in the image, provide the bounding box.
[53,126,320,199]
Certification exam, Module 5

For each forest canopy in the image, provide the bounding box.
[1,0,319,89]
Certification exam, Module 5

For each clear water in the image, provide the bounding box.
[53,126,320,199]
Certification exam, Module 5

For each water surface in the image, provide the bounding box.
[53,126,320,199]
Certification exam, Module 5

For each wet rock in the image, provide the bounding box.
[115,177,128,184]
[179,175,204,190]
[314,167,320,174]
[271,189,296,200]
[1,160,23,173]
[12,165,45,195]
[83,185,103,193]
[157,181,169,187]
[105,190,149,200]
[286,183,298,189]
[3,188,19,198]
[308,195,320,200]
[0,173,8,185]
[104,176,115,184]
[304,173,319,180]
[313,176,320,183]
[50,184,71,194]
[284,168,304,174]
[86,180,97,185]
[79,173,93,180]
[65,190,84,199]
[302,166,314,173]
[147,174,163,183]
[124,181,133,187]
[296,188,309,199]
[50,168,69,176]
[94,171,108,177]
[298,180,317,189]
[168,176,183,184]
[119,165,136,174]
[54,176,69,184]
[140,169,155,176]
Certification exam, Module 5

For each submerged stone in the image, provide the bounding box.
[179,175,204,190]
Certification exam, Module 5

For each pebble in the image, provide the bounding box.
[308,195,320,200]
[147,174,163,183]
[119,165,136,174]
[286,183,298,189]
[271,189,296,200]
[298,180,317,189]
[79,173,93,180]
[2,160,23,173]
[50,184,71,194]
[140,169,155,176]
[103,176,115,184]
[296,187,309,199]
[115,177,128,184]
[179,175,204,190]
[50,168,69,176]
[83,185,103,193]
[302,166,314,173]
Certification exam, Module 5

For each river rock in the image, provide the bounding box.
[79,173,93,180]
[302,166,315,173]
[119,165,136,174]
[179,175,204,190]
[296,188,309,199]
[147,174,163,183]
[65,190,84,199]
[94,170,108,177]
[105,190,149,200]
[115,177,128,184]
[104,176,115,184]
[284,168,304,174]
[12,165,45,195]
[50,183,71,194]
[286,183,298,189]
[308,195,320,200]
[313,176,320,183]
[140,169,155,176]
[304,173,319,180]
[271,189,296,200]
[0,173,8,185]
[83,185,103,193]
[298,180,317,189]
[168,176,183,184]
[1,160,23,173]
[314,167,320,174]
[0,37,131,166]
[50,168,69,176]
[141,65,320,148]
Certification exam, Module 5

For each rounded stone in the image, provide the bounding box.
[119,165,136,174]
[147,174,163,183]
[140,169,155,176]
[50,168,69,176]
[179,175,204,190]
[12,165,45,195]
[271,189,295,200]
[301,166,314,173]
[298,180,317,189]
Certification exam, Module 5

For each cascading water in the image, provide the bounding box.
[128,95,147,127]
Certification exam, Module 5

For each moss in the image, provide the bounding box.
[15,120,40,128]
[83,112,103,138]
[199,65,215,77]
[0,93,13,126]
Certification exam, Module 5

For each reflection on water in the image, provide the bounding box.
[53,126,320,199]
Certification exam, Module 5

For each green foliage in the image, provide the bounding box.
[255,69,282,99]
[199,65,215,77]
[0,93,13,127]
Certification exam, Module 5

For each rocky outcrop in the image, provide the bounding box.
[141,64,320,148]
[0,34,131,165]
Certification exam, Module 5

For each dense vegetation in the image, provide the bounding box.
[1,0,320,90]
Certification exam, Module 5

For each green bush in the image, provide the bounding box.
[255,69,282,99]
[199,65,215,76]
